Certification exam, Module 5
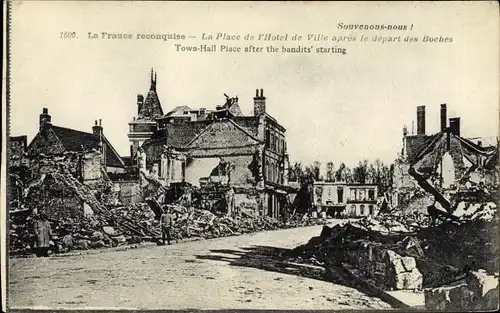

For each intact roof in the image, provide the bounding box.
[51,126,125,168]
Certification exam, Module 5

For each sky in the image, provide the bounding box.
[8,1,499,169]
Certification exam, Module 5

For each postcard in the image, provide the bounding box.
[2,1,499,311]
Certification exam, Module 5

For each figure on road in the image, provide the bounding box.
[160,207,173,245]
[33,212,52,257]
[225,187,235,216]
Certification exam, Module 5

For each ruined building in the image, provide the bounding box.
[131,70,290,218]
[391,104,499,211]
[9,106,141,219]
[28,108,126,178]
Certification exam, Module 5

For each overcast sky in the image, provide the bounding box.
[9,1,499,168]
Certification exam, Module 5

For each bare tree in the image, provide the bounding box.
[326,162,335,182]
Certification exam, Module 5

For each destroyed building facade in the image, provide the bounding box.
[18,108,141,218]
[131,71,290,218]
[390,103,499,211]
[28,108,126,178]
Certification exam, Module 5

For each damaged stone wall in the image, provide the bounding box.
[20,152,109,219]
[185,158,221,186]
[186,155,257,188]
[30,154,81,182]
[29,152,105,187]
[24,173,85,220]
[115,181,143,204]
[9,136,29,168]
[234,191,261,216]
[225,155,257,186]
[343,240,423,291]
[82,151,104,184]
[392,158,417,190]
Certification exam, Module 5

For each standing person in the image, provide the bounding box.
[225,187,235,217]
[160,207,173,245]
[33,213,51,257]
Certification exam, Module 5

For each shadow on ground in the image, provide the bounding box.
[195,245,387,302]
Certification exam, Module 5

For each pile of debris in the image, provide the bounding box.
[9,209,36,255]
[165,208,327,240]
[9,199,328,256]
[288,203,499,298]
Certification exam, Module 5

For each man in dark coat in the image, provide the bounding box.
[34,213,52,257]
[160,207,173,245]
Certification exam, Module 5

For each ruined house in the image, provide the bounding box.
[132,71,290,218]
[28,108,126,177]
[391,104,499,211]
[21,108,137,216]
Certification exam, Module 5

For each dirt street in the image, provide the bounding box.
[9,222,392,310]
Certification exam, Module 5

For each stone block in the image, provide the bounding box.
[394,268,423,290]
[385,250,406,274]
[91,231,104,242]
[89,240,105,249]
[448,284,477,310]
[61,234,73,250]
[102,226,117,236]
[482,285,499,310]
[425,283,466,310]
[425,281,498,310]
[401,256,416,271]
[77,239,89,250]
[112,235,126,244]
[466,269,499,298]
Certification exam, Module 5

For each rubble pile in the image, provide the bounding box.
[159,206,328,240]
[425,269,499,310]
[10,195,328,255]
[289,205,499,295]
[9,210,35,255]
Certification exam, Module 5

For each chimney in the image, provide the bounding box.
[417,105,426,135]
[39,107,52,131]
[253,88,266,116]
[440,103,447,132]
[137,94,144,115]
[449,117,461,137]
[92,119,103,135]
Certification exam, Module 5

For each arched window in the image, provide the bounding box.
[369,205,374,215]
[350,204,356,215]
[360,204,365,215]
